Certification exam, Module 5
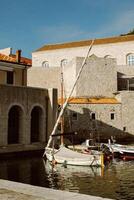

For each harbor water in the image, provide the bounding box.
[0,156,133,200]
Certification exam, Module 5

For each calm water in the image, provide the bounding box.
[0,156,133,200]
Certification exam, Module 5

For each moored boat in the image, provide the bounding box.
[45,145,104,166]
[103,141,134,160]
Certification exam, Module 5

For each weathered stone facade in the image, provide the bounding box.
[63,56,117,97]
[0,84,57,146]
[0,56,57,148]
[64,102,123,142]
[27,67,61,95]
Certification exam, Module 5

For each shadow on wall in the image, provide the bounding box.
[62,107,134,144]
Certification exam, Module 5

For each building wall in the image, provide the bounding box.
[64,103,122,141]
[76,56,117,97]
[117,65,134,76]
[32,41,134,67]
[63,56,117,97]
[28,56,117,98]
[0,65,27,86]
[0,71,5,84]
[63,58,77,97]
[14,68,23,86]
[0,84,57,146]
[117,91,134,135]
[27,67,61,94]
[0,47,12,56]
[63,91,134,142]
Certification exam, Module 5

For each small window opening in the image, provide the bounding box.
[72,112,78,121]
[123,126,126,131]
[111,113,115,120]
[91,113,96,120]
[7,71,14,84]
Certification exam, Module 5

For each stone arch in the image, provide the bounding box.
[30,105,45,143]
[8,105,24,144]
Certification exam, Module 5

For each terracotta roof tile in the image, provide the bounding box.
[58,97,120,105]
[10,55,32,65]
[0,53,31,66]
[35,34,134,52]
[0,53,15,62]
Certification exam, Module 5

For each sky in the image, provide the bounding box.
[0,0,134,58]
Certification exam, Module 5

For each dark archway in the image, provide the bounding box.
[31,106,43,143]
[8,105,23,144]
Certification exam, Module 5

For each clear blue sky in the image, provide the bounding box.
[0,0,134,58]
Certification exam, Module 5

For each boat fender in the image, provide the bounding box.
[122,156,126,161]
[83,149,91,154]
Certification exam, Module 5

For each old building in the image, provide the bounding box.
[0,49,57,149]
[28,35,134,142]
[32,34,134,67]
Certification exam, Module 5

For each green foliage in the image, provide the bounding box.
[120,29,134,36]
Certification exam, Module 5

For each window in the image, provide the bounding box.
[61,59,68,67]
[127,54,134,66]
[110,113,115,120]
[7,71,14,84]
[42,61,49,68]
[90,112,96,120]
[104,55,112,58]
[72,112,78,121]
[123,126,126,131]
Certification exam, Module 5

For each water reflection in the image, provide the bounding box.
[0,157,133,200]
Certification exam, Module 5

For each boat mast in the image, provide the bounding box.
[60,62,64,145]
[44,39,95,153]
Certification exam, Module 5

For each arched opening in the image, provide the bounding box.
[61,59,68,67]
[104,55,113,58]
[126,53,134,66]
[42,61,49,68]
[8,105,23,144]
[31,106,43,143]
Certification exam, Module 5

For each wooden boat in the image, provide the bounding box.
[103,141,134,160]
[45,145,104,166]
[44,160,104,177]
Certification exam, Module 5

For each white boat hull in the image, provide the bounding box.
[45,146,104,167]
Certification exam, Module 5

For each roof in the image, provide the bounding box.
[0,53,32,66]
[10,54,32,66]
[35,34,134,52]
[58,97,120,105]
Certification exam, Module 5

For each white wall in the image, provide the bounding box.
[32,41,134,67]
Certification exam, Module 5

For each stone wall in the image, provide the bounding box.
[0,84,57,146]
[117,91,134,136]
[64,103,123,142]
[117,65,134,76]
[27,67,61,95]
[63,56,117,97]
[28,56,117,98]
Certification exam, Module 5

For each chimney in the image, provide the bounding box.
[16,49,21,63]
